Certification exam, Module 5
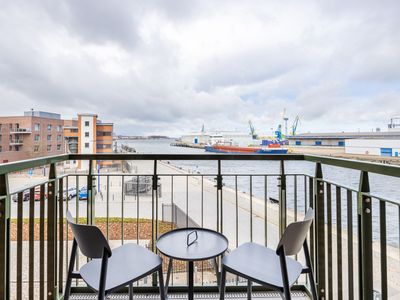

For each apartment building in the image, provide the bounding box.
[0,111,64,163]
[75,114,114,170]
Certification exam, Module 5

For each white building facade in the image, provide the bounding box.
[78,114,97,170]
[345,139,400,157]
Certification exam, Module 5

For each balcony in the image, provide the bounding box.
[9,139,23,145]
[0,153,399,299]
[10,128,31,134]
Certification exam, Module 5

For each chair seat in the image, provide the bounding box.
[80,243,162,292]
[222,242,303,289]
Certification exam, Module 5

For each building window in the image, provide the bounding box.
[34,123,40,131]
[295,141,301,146]
[85,121,90,127]
[315,141,322,146]
[57,134,61,141]
[57,125,62,132]
[0,135,1,141]
[34,134,40,142]
[9,146,12,151]
[97,131,112,136]
[34,145,39,152]
[85,132,89,137]
[57,144,61,151]
[0,146,2,152]
[47,145,51,151]
[97,144,112,149]
[47,124,52,131]
[85,143,89,148]
[338,141,345,146]
[380,148,393,157]
[0,124,2,131]
[47,134,51,141]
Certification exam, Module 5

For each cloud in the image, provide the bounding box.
[0,0,399,136]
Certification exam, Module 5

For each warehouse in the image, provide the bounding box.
[345,139,400,157]
[287,131,400,147]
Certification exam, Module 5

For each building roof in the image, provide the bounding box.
[287,131,400,140]
[78,113,98,117]
[23,110,61,119]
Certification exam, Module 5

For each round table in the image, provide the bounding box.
[156,228,228,300]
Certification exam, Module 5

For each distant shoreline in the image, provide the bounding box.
[114,136,174,140]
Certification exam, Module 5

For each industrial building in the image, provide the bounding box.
[181,131,253,146]
[287,131,400,147]
[345,139,400,157]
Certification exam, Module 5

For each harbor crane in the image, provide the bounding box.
[248,120,258,139]
[291,115,300,136]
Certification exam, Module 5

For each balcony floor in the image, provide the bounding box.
[69,291,309,299]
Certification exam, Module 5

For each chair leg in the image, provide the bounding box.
[307,271,318,300]
[98,250,109,300]
[283,287,291,300]
[219,268,226,300]
[247,280,252,300]
[158,267,166,300]
[303,241,318,300]
[64,239,77,300]
[278,247,291,300]
[129,282,133,300]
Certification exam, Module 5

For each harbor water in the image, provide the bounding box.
[123,139,400,247]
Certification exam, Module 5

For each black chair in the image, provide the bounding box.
[219,208,317,300]
[64,211,165,300]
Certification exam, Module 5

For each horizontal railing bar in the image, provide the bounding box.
[69,153,305,161]
[9,179,51,195]
[306,175,400,206]
[304,155,400,178]
[0,154,68,175]
[363,194,400,207]
[1,152,398,178]
[62,173,302,177]
[313,178,358,193]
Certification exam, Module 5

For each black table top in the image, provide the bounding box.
[156,227,228,261]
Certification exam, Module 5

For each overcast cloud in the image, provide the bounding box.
[0,0,399,136]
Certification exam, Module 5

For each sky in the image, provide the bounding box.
[0,0,399,137]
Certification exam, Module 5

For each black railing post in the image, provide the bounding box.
[314,162,325,299]
[217,160,223,233]
[0,173,10,300]
[358,171,373,299]
[279,160,286,237]
[152,160,158,286]
[47,163,57,299]
[88,160,95,225]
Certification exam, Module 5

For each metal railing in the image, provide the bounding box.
[10,128,32,134]
[9,139,23,145]
[0,153,399,299]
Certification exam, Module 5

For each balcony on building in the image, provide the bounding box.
[9,128,31,134]
[9,139,24,145]
[0,153,398,300]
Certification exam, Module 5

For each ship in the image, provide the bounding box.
[205,144,288,154]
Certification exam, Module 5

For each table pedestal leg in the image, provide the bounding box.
[188,261,194,300]
[165,258,173,298]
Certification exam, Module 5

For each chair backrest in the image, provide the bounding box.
[276,208,314,256]
[66,211,111,259]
